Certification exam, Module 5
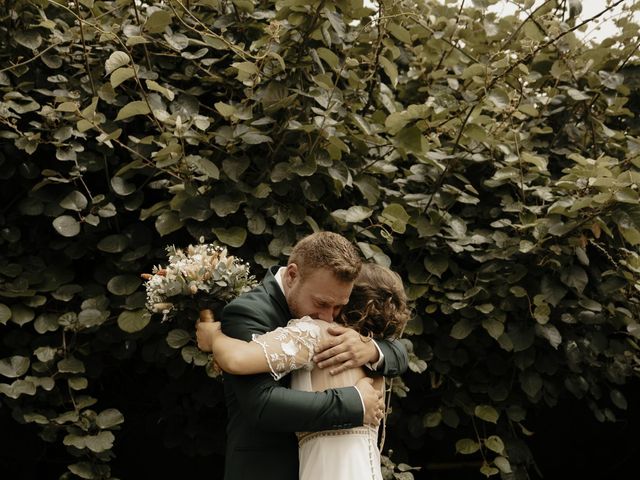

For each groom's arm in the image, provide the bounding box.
[227,372,364,432]
[221,300,367,432]
[373,337,409,376]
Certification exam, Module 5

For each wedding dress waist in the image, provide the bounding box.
[296,425,378,446]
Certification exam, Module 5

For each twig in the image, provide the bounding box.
[48,0,165,133]
[420,0,627,215]
[405,13,480,64]
[361,2,386,112]
[169,0,255,62]
[433,0,466,73]
[421,105,474,214]
[499,0,556,52]
[294,0,326,67]
[513,118,526,203]
[0,41,62,74]
[75,110,183,181]
[72,0,96,95]
[132,0,153,70]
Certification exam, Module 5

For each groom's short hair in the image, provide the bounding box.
[288,232,362,282]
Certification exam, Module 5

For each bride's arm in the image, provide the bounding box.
[250,317,322,380]
[196,320,268,374]
[196,317,323,379]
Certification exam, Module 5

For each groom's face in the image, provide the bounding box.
[283,264,353,322]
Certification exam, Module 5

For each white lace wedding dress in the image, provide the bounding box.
[252,317,384,480]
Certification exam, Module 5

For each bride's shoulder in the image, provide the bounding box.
[287,316,332,335]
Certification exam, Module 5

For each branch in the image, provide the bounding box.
[499,0,556,52]
[361,2,386,113]
[169,0,255,62]
[73,0,96,96]
[0,41,63,74]
[48,0,165,133]
[131,0,153,70]
[421,0,628,215]
[433,0,467,73]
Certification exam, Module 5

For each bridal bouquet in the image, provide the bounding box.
[142,242,257,322]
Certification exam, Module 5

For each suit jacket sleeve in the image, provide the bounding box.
[373,337,409,377]
[222,298,364,432]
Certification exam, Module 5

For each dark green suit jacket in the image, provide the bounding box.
[220,266,408,480]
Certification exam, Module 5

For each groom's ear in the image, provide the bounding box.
[284,263,298,287]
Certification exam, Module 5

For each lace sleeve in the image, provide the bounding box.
[251,317,324,381]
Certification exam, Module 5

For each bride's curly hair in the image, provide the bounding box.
[338,263,411,339]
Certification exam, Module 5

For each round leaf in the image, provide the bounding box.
[110,67,135,88]
[96,408,125,429]
[107,275,141,296]
[520,370,543,397]
[423,411,442,428]
[85,431,115,453]
[494,456,512,474]
[105,51,130,75]
[10,304,34,326]
[482,319,504,341]
[53,215,81,237]
[68,377,88,390]
[58,357,86,374]
[155,211,183,236]
[424,255,448,278]
[450,318,474,340]
[379,203,410,233]
[52,284,83,302]
[610,389,627,410]
[117,309,150,333]
[59,191,88,211]
[484,435,505,453]
[35,313,61,334]
[345,206,373,223]
[115,101,151,121]
[0,356,30,378]
[15,30,42,49]
[145,10,173,34]
[212,227,247,248]
[166,329,192,349]
[475,405,500,424]
[0,303,11,325]
[34,346,57,363]
[455,438,480,454]
[97,234,130,253]
[78,308,107,328]
[111,176,136,196]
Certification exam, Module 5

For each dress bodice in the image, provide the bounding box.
[252,317,385,480]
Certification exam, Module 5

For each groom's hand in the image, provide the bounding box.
[313,325,379,375]
[355,377,384,426]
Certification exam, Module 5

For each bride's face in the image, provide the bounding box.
[283,265,353,322]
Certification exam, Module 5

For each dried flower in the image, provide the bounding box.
[142,242,257,322]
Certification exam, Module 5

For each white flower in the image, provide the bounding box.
[142,242,257,321]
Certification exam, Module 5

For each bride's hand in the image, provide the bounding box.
[196,310,222,352]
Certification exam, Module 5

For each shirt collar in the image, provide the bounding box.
[275,266,286,295]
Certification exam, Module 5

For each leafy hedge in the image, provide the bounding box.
[1,0,639,478]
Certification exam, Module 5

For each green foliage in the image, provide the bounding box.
[1,0,639,478]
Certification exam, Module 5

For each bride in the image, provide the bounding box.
[197,263,410,480]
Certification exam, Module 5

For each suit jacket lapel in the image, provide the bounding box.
[263,265,291,327]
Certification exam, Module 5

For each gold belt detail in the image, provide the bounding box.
[297,426,376,447]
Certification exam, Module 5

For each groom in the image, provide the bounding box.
[198,232,408,480]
